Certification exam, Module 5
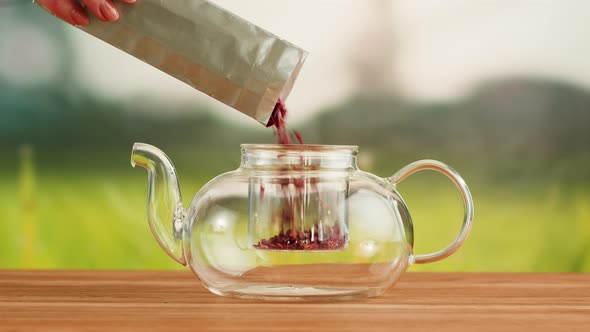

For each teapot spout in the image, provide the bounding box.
[131,143,186,265]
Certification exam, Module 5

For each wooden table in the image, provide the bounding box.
[1,271,588,331]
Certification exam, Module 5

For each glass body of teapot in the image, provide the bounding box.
[131,143,474,300]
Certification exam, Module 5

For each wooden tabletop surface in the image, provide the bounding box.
[0,271,588,331]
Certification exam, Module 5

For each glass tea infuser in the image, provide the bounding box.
[131,143,474,300]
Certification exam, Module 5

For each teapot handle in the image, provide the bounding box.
[389,160,474,264]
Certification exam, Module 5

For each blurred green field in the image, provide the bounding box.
[2,0,590,274]
[2,147,588,272]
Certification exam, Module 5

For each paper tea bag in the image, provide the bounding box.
[39,0,308,125]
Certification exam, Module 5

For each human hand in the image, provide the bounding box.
[36,0,136,26]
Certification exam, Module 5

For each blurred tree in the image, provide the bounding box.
[0,4,75,88]
[310,78,590,184]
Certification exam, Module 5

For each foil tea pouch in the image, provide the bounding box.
[39,0,307,125]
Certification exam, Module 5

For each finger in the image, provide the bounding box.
[36,0,89,26]
[81,0,120,22]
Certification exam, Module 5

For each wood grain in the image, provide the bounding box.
[0,271,589,331]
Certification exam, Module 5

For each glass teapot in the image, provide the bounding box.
[131,143,474,300]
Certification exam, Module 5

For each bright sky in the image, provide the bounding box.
[3,1,590,125]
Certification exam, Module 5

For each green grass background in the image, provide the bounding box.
[2,147,588,272]
[1,0,589,273]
